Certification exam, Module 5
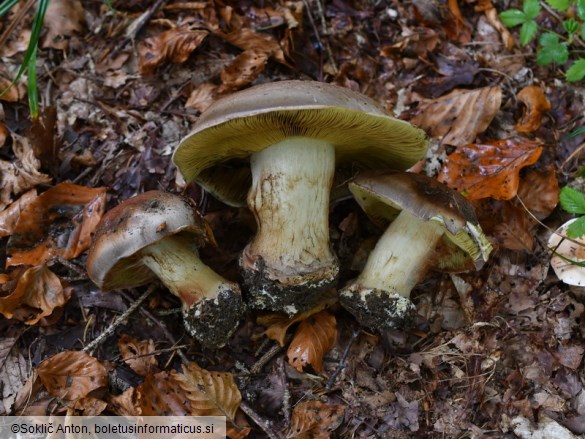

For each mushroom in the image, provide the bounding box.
[339,171,493,330]
[548,218,585,286]
[173,80,429,315]
[86,191,244,348]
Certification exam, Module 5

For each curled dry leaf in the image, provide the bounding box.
[287,400,345,439]
[220,28,286,64]
[287,310,337,373]
[0,132,52,211]
[517,168,559,220]
[6,182,107,267]
[41,0,85,50]
[0,189,37,237]
[0,265,70,325]
[138,28,209,75]
[219,50,269,93]
[438,138,543,200]
[411,86,502,146]
[483,6,515,50]
[0,76,21,103]
[185,82,219,113]
[118,334,158,377]
[515,85,551,133]
[172,362,242,421]
[38,351,108,400]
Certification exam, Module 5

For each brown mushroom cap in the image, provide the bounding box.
[172,80,429,206]
[349,171,492,270]
[86,191,209,290]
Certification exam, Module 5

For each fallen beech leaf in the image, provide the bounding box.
[185,82,219,113]
[70,396,107,415]
[517,168,559,220]
[138,28,208,75]
[0,333,28,415]
[411,86,502,146]
[137,370,191,415]
[220,28,286,64]
[0,122,8,146]
[41,0,84,50]
[515,85,551,133]
[287,400,345,439]
[219,50,269,93]
[438,138,543,200]
[0,265,69,325]
[172,362,241,421]
[108,387,139,416]
[287,310,337,373]
[6,183,107,266]
[258,295,337,346]
[38,351,108,400]
[0,189,37,237]
[493,203,534,251]
[118,334,158,377]
[0,132,52,211]
[484,6,515,50]
[0,76,21,102]
[446,0,471,43]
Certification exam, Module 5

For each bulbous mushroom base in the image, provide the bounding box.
[241,255,339,316]
[339,284,415,331]
[182,286,245,349]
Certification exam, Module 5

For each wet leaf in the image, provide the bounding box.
[287,400,345,439]
[438,138,543,200]
[515,85,551,133]
[493,203,534,251]
[6,182,107,267]
[41,0,85,50]
[172,362,242,421]
[287,310,337,373]
[118,334,158,377]
[0,265,70,325]
[411,86,502,146]
[138,28,209,75]
[0,189,37,237]
[0,132,51,212]
[219,50,269,93]
[38,351,108,400]
[517,168,559,219]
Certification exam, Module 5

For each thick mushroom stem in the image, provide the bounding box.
[339,210,444,330]
[240,137,339,314]
[140,235,243,347]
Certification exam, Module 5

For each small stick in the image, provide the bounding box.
[251,343,283,374]
[83,286,155,353]
[239,401,283,439]
[326,327,360,390]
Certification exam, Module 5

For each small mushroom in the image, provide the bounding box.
[86,191,244,348]
[548,218,585,286]
[173,80,429,315]
[339,171,493,330]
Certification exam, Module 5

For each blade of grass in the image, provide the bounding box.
[0,0,19,17]
[27,47,39,119]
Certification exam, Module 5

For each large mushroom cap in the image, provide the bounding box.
[87,191,210,290]
[172,80,429,206]
[349,171,493,270]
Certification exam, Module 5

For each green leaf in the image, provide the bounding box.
[520,20,538,45]
[0,0,19,17]
[537,33,569,64]
[581,23,585,40]
[577,0,585,20]
[567,216,585,239]
[566,59,585,82]
[563,19,580,35]
[566,126,585,140]
[560,187,585,214]
[524,0,542,19]
[500,9,527,27]
[545,0,571,11]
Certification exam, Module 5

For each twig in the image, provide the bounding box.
[0,0,36,50]
[301,0,338,75]
[250,343,283,374]
[239,401,283,439]
[83,286,155,353]
[326,327,360,390]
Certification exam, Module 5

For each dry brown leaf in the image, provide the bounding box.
[0,76,21,103]
[287,400,345,439]
[287,310,337,373]
[118,334,158,377]
[446,0,472,43]
[137,370,192,415]
[6,183,107,267]
[220,28,286,64]
[0,189,37,237]
[493,203,534,251]
[70,396,108,415]
[38,351,108,400]
[41,0,85,50]
[138,28,209,75]
[172,362,242,421]
[515,85,551,133]
[108,387,140,416]
[0,122,8,146]
[517,168,559,220]
[219,50,269,93]
[484,6,515,50]
[0,132,52,211]
[0,265,69,325]
[411,86,502,146]
[438,138,543,200]
[185,82,219,113]
[258,296,337,346]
